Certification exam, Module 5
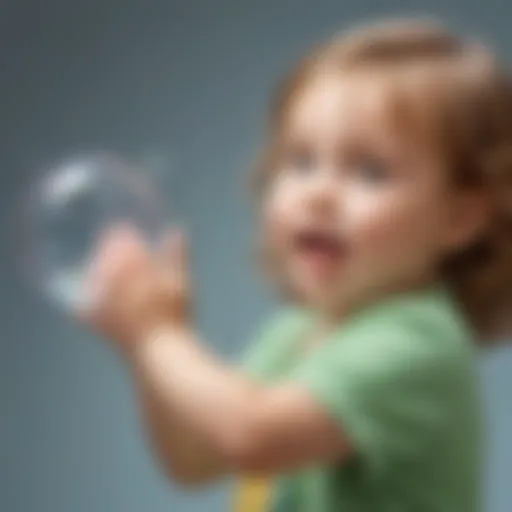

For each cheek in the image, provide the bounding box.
[263,178,301,235]
[348,192,445,262]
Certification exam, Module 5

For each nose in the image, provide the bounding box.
[303,171,339,216]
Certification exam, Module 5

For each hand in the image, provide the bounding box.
[81,224,191,355]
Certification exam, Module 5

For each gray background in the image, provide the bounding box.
[1,1,511,511]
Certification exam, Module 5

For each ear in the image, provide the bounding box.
[444,189,491,252]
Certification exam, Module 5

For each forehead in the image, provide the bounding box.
[287,72,384,130]
[282,69,436,156]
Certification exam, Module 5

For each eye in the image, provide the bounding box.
[351,156,390,184]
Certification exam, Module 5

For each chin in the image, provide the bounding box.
[293,283,341,311]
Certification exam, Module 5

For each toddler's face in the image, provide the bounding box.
[263,72,462,313]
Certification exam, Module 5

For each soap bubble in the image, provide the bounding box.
[22,152,167,311]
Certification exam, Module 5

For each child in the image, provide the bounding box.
[84,17,512,512]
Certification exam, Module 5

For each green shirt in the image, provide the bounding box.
[238,286,483,512]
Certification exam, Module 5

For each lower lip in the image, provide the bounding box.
[298,248,346,275]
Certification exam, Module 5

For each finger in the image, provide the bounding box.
[90,223,129,272]
[95,224,148,272]
[84,224,145,307]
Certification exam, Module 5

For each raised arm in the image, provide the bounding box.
[82,227,350,486]
[130,326,349,485]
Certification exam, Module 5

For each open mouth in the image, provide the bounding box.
[294,228,347,266]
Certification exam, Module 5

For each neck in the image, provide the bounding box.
[314,275,440,328]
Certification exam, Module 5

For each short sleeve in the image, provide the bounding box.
[287,302,466,477]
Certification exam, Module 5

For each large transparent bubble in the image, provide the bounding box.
[22,152,167,311]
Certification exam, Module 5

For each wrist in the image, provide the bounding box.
[126,322,193,365]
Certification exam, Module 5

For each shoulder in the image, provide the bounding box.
[335,284,477,376]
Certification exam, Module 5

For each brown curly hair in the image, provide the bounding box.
[254,18,512,341]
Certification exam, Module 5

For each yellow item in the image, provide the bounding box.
[232,477,273,512]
